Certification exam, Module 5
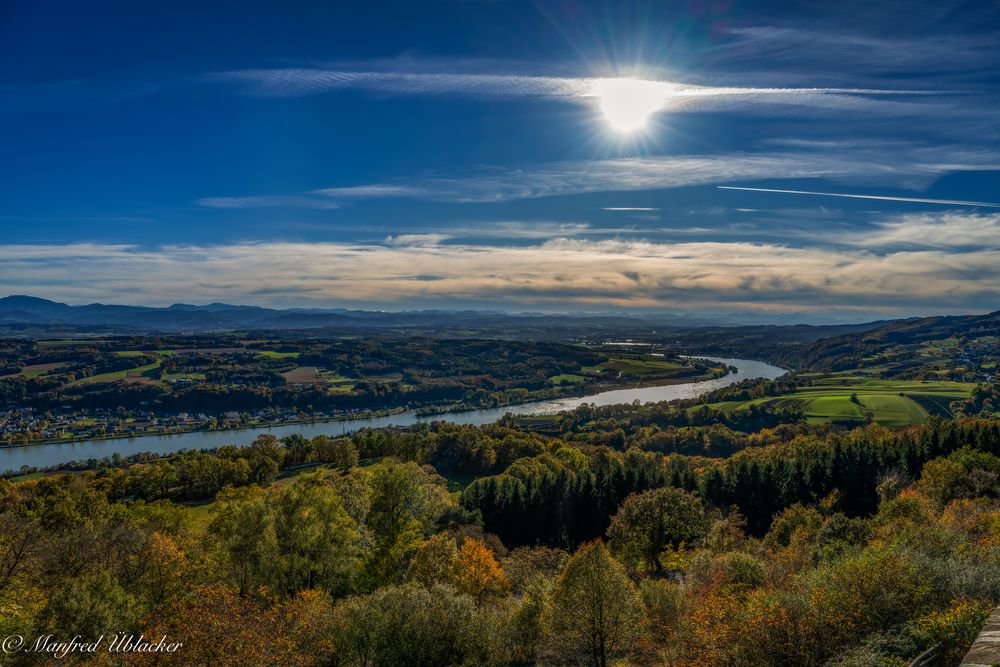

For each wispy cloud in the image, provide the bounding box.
[199,143,1000,208]
[717,186,1000,208]
[196,196,343,209]
[310,185,429,198]
[383,233,451,247]
[210,69,589,98]
[209,67,945,119]
[712,25,1000,82]
[602,207,660,211]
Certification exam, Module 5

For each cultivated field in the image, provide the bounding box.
[705,375,973,427]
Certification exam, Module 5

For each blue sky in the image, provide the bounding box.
[2,0,999,321]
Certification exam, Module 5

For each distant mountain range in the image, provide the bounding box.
[5,297,994,354]
[0,294,744,334]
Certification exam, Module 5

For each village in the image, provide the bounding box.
[0,405,339,446]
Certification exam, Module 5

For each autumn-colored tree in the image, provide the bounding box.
[138,531,186,606]
[916,447,1000,508]
[809,547,934,648]
[282,589,339,664]
[910,599,993,665]
[135,585,304,666]
[453,537,509,602]
[542,541,644,667]
[729,588,823,666]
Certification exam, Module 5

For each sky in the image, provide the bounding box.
[1,0,999,322]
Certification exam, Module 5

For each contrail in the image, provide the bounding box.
[717,186,1000,208]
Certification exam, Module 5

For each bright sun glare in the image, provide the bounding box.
[593,78,668,133]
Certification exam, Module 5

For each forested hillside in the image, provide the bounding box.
[0,319,997,665]
[775,310,1000,377]
[1,408,998,665]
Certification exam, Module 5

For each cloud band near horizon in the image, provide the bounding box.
[3,211,999,316]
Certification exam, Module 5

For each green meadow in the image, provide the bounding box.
[704,375,973,427]
[255,350,301,359]
[73,361,163,385]
[550,373,586,385]
[580,354,718,381]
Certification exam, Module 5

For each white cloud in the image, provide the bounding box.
[715,26,999,77]
[310,185,429,198]
[196,196,343,209]
[855,212,1000,248]
[717,186,1000,208]
[383,233,451,246]
[211,69,591,99]
[200,144,1000,208]
[3,239,1000,314]
[210,67,943,120]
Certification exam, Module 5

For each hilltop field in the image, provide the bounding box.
[704,375,973,427]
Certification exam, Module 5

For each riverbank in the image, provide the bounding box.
[0,358,785,474]
[4,360,732,449]
[0,405,414,450]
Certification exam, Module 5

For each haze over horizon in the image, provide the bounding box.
[1,292,906,327]
[2,0,999,319]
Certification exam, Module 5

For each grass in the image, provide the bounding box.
[704,376,973,427]
[325,372,356,394]
[594,354,713,382]
[550,373,586,385]
[162,372,207,381]
[8,362,68,378]
[6,471,50,483]
[256,350,300,359]
[185,502,215,528]
[73,361,162,385]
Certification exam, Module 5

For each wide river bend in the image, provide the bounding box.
[0,357,785,473]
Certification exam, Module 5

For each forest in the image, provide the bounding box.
[0,403,998,665]
[0,319,998,665]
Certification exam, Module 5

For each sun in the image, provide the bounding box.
[592,78,668,133]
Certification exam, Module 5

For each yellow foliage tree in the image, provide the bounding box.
[453,538,509,602]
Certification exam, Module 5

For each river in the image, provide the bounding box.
[0,357,785,473]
